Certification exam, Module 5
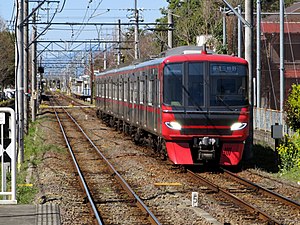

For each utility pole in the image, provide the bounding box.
[23,0,29,134]
[117,19,122,65]
[31,12,37,122]
[280,0,285,124]
[245,0,254,159]
[103,43,107,70]
[134,0,139,59]
[168,10,173,49]
[245,0,253,106]
[256,0,261,108]
[16,0,25,163]
[237,5,242,57]
[90,42,94,104]
[222,6,227,47]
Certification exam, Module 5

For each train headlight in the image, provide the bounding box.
[230,122,247,131]
[165,121,182,130]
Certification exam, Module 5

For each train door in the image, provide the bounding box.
[156,68,162,134]
[147,69,155,131]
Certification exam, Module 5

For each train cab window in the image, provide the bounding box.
[163,63,183,106]
[209,63,248,106]
[187,62,204,106]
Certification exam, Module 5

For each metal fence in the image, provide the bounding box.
[254,107,293,135]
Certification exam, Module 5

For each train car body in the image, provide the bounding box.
[95,47,250,166]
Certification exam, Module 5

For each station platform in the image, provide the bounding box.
[0,204,61,225]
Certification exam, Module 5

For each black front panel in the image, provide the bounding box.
[173,110,241,136]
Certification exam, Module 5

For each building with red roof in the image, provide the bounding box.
[259,2,300,109]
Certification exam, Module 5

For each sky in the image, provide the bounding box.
[0,0,169,49]
[0,0,168,38]
[0,0,169,76]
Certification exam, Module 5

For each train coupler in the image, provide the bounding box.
[193,137,218,161]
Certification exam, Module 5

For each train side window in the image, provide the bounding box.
[109,80,113,99]
[157,79,160,107]
[101,82,105,98]
[151,68,158,107]
[139,80,144,104]
[119,77,124,101]
[133,81,137,103]
[106,82,109,98]
[98,81,100,97]
[148,80,153,106]
[112,80,116,100]
[124,80,128,102]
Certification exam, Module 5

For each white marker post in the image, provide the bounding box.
[192,192,198,207]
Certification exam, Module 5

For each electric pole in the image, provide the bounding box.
[117,19,122,65]
[24,0,29,134]
[134,0,139,59]
[280,0,285,124]
[16,0,25,163]
[168,10,173,49]
[31,12,37,122]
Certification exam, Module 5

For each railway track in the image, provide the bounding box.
[52,98,161,225]
[45,92,300,224]
[188,168,300,224]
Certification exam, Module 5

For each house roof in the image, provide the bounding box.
[261,22,300,33]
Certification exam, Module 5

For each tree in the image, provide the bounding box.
[0,18,15,91]
[285,84,300,132]
[156,0,225,52]
[155,0,298,53]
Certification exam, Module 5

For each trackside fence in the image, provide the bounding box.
[254,107,293,135]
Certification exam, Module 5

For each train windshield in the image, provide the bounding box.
[209,63,248,106]
[163,62,204,106]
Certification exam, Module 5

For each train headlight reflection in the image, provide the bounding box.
[230,122,247,131]
[165,121,182,130]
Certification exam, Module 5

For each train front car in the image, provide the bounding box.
[161,52,250,166]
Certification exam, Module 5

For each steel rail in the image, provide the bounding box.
[222,168,300,210]
[62,108,162,225]
[187,170,282,225]
[54,109,105,225]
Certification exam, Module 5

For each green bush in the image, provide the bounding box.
[285,84,300,132]
[278,84,300,174]
[277,133,300,172]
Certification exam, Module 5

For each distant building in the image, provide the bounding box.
[260,2,300,109]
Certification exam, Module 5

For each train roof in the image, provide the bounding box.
[96,57,164,77]
[95,46,247,77]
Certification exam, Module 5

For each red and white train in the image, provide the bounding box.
[95,46,250,166]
